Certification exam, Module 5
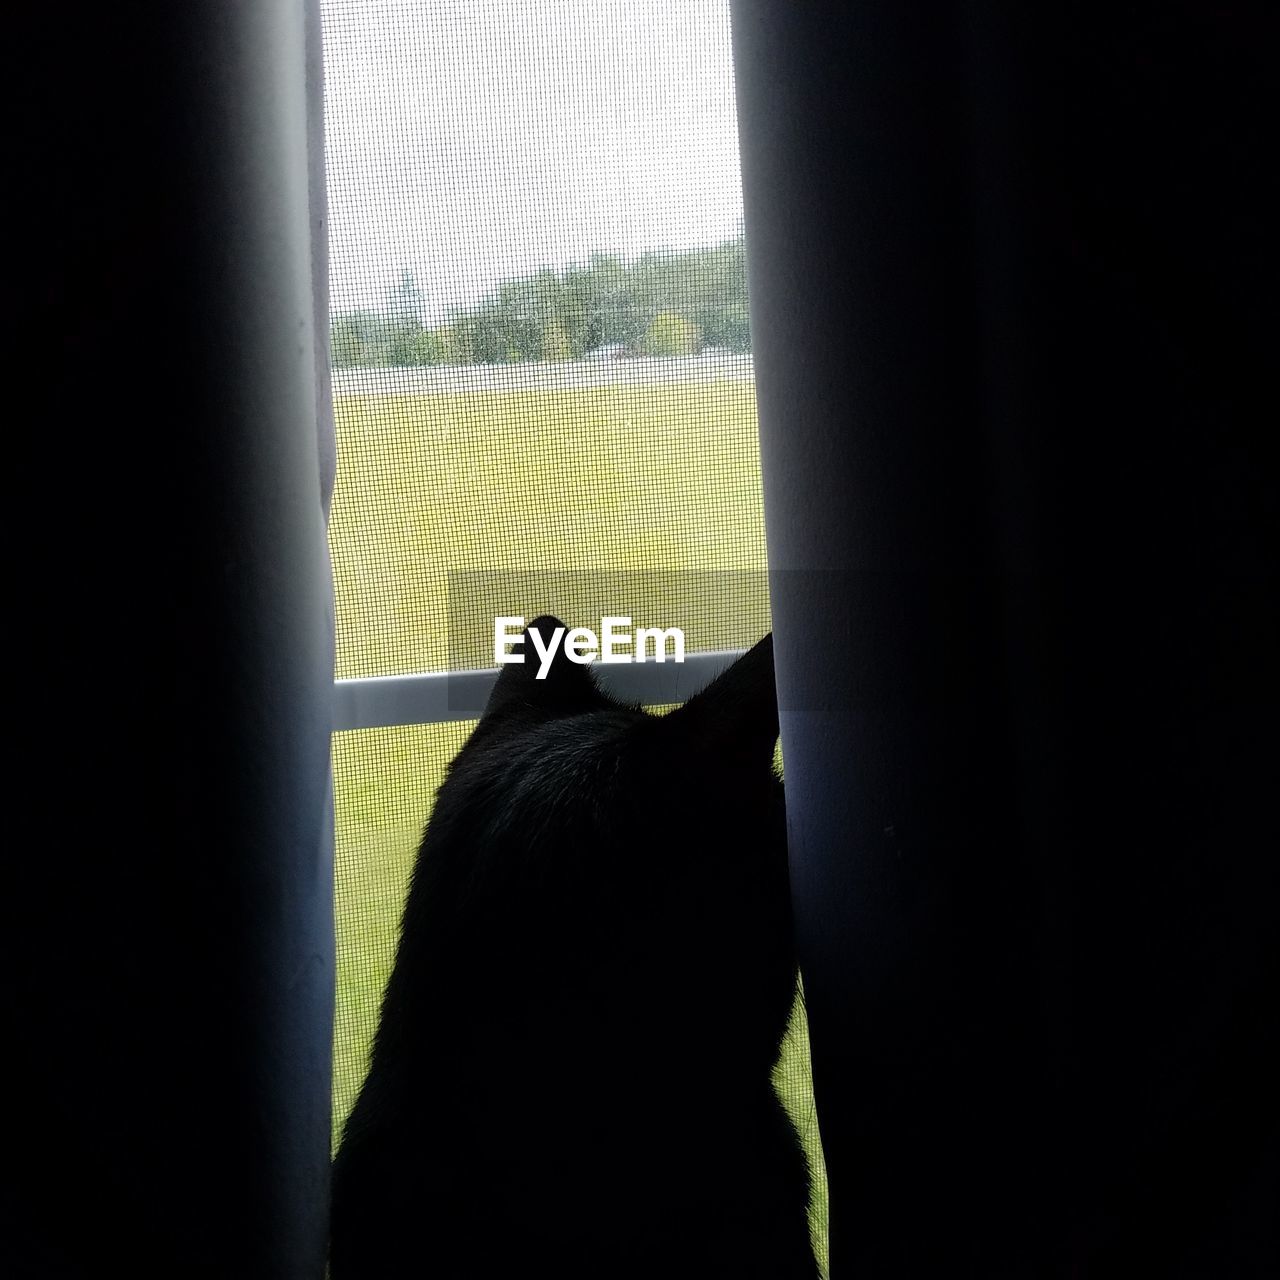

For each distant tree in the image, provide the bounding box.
[407,328,447,366]
[541,319,573,362]
[470,300,524,364]
[697,301,752,353]
[386,269,425,326]
[642,311,700,357]
[330,311,373,367]
[559,265,596,355]
[329,236,750,368]
[384,324,420,367]
[436,319,474,366]
[330,310,397,367]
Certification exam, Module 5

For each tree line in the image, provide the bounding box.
[330,235,751,368]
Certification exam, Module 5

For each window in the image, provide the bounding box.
[322,2,826,1266]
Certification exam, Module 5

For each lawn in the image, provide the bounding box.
[329,377,828,1270]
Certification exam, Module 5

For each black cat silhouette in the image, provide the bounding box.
[331,616,816,1278]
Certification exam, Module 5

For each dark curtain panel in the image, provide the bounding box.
[14,3,336,1275]
[731,1,1275,1275]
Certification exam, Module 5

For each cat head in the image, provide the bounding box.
[479,614,780,765]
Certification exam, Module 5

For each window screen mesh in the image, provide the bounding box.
[323,0,826,1264]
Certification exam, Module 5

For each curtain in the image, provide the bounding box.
[16,3,336,1274]
[731,2,1275,1274]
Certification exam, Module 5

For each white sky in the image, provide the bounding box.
[321,0,744,320]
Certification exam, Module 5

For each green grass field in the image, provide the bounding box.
[329,379,828,1270]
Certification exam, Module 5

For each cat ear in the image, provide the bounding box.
[483,615,606,719]
[665,633,779,765]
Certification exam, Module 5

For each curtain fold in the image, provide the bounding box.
[731,2,1274,1274]
[16,3,336,1275]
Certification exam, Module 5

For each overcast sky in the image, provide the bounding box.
[321,0,744,320]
